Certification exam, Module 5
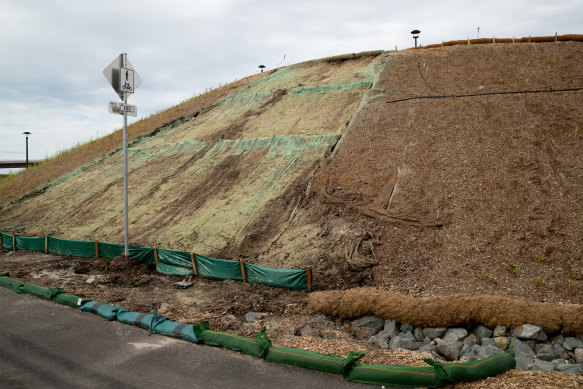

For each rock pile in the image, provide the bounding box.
[350,316,583,374]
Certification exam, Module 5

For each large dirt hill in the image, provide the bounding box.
[1,41,582,305]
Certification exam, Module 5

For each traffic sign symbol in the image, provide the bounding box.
[120,67,134,94]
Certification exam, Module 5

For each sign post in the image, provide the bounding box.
[103,53,141,256]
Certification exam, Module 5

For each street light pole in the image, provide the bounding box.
[23,131,31,169]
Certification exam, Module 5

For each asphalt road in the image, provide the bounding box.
[0,288,372,388]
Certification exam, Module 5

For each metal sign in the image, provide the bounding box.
[103,54,142,101]
[103,53,141,257]
[108,101,137,117]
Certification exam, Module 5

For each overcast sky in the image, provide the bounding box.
[1,0,581,172]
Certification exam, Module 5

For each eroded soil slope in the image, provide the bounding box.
[263,42,583,304]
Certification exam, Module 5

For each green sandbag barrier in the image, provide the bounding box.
[0,278,515,387]
[48,236,95,258]
[266,346,364,375]
[15,236,45,251]
[157,248,193,276]
[345,364,444,388]
[1,233,13,250]
[52,293,88,308]
[245,263,308,291]
[424,352,515,382]
[0,275,23,293]
[194,321,271,358]
[151,312,199,343]
[79,301,122,321]
[117,308,158,330]
[21,283,65,300]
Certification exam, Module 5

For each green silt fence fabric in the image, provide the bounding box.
[345,364,443,388]
[48,237,95,257]
[0,276,23,293]
[1,233,13,250]
[194,321,270,358]
[195,254,243,281]
[21,283,65,300]
[98,242,124,259]
[245,263,307,291]
[15,236,45,251]
[52,293,88,308]
[157,248,194,276]
[266,346,364,375]
[129,246,155,265]
[80,301,122,321]
[424,353,515,382]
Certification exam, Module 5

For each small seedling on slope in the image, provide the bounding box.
[535,277,544,287]
[487,273,494,283]
[536,255,545,263]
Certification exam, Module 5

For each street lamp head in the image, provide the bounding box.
[411,29,421,47]
[258,64,266,72]
[23,131,31,135]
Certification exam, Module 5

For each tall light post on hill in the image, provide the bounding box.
[23,131,31,169]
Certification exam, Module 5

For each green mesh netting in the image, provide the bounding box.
[128,246,155,265]
[48,237,95,257]
[195,254,243,281]
[15,236,45,251]
[1,233,13,250]
[98,242,125,259]
[156,248,194,276]
[245,263,308,291]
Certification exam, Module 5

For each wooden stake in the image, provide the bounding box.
[190,253,198,276]
[45,235,48,254]
[306,266,312,292]
[555,32,558,42]
[512,37,515,43]
[154,247,158,267]
[240,260,247,283]
[12,234,16,251]
[95,240,99,258]
[493,36,496,44]
[467,37,470,44]
[528,36,531,43]
[394,45,398,52]
[441,41,444,47]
